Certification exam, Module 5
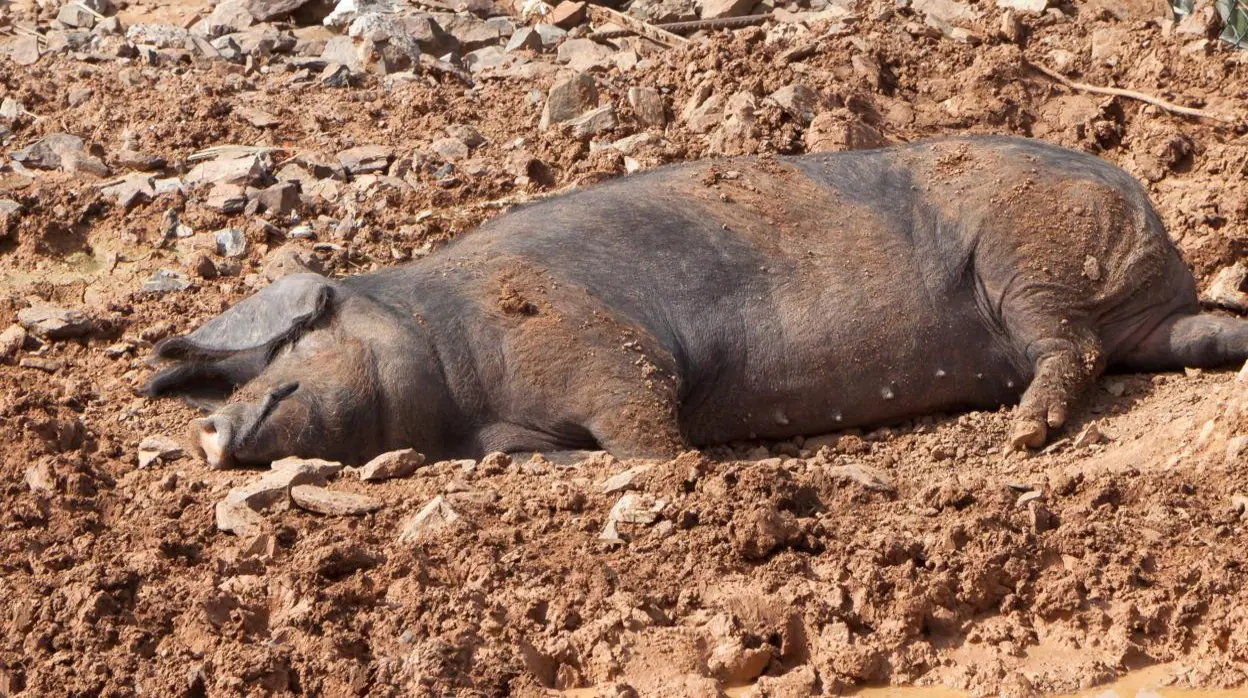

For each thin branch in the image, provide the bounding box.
[1027,59,1238,126]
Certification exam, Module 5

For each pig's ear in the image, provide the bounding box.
[154,274,337,359]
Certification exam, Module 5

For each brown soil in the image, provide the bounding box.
[3,0,1248,695]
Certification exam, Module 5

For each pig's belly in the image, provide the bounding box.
[677,291,1027,445]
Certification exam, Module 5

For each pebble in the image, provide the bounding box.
[138,435,186,468]
[398,495,461,542]
[290,485,385,515]
[0,325,27,360]
[338,145,393,174]
[627,87,667,128]
[540,72,599,130]
[549,0,587,28]
[358,448,426,481]
[823,463,896,493]
[601,464,653,494]
[215,499,268,537]
[567,104,618,140]
[20,357,62,373]
[1073,421,1104,448]
[18,302,93,340]
[143,269,192,293]
[769,84,818,125]
[698,0,755,19]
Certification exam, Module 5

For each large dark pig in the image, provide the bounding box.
[146,136,1248,467]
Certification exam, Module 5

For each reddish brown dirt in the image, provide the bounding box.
[3,0,1248,696]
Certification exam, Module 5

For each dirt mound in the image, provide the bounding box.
[2,0,1248,694]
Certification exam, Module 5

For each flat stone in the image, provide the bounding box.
[57,3,97,29]
[12,133,106,175]
[101,175,155,208]
[186,155,264,186]
[224,457,343,509]
[402,15,459,56]
[430,137,470,161]
[338,145,393,174]
[0,325,27,360]
[138,434,185,468]
[505,26,543,52]
[556,38,615,71]
[25,461,54,493]
[534,23,567,47]
[214,228,247,257]
[359,448,426,481]
[143,269,192,293]
[20,357,62,373]
[206,183,248,213]
[549,0,587,28]
[464,45,508,72]
[10,36,41,66]
[235,106,281,127]
[18,303,93,340]
[200,0,254,35]
[567,104,618,140]
[601,464,653,494]
[291,485,385,515]
[627,86,666,128]
[254,182,299,215]
[698,0,755,18]
[215,499,268,536]
[996,0,1046,11]
[540,72,598,130]
[116,150,167,171]
[1073,421,1104,448]
[247,0,317,21]
[398,495,461,542]
[823,463,895,493]
[125,23,190,48]
[769,84,818,124]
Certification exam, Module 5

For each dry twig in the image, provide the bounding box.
[1027,60,1238,126]
[586,5,688,48]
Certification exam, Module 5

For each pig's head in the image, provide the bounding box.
[145,273,448,467]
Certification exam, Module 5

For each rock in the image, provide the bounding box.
[601,464,653,494]
[1233,494,1248,520]
[1105,381,1126,397]
[18,303,93,340]
[698,0,755,19]
[505,26,543,52]
[248,0,318,21]
[1202,263,1248,313]
[138,435,185,468]
[57,3,97,29]
[1073,421,1104,448]
[567,105,618,140]
[682,86,724,133]
[0,199,19,239]
[10,36,41,66]
[206,183,248,213]
[769,84,818,124]
[403,16,459,56]
[1226,436,1248,463]
[186,155,264,186]
[321,63,354,87]
[823,463,895,493]
[214,228,247,258]
[101,175,156,208]
[126,24,191,48]
[430,137,471,161]
[254,182,300,215]
[359,448,426,481]
[556,38,615,71]
[439,14,502,51]
[540,72,598,130]
[143,270,192,293]
[996,0,1045,11]
[627,87,666,128]
[226,457,343,509]
[0,325,26,361]
[445,124,485,148]
[25,461,55,493]
[608,132,664,155]
[116,150,167,171]
[1177,1,1222,37]
[235,106,281,128]
[1238,359,1248,383]
[1015,490,1043,507]
[805,110,889,152]
[399,495,461,542]
[608,493,664,525]
[20,357,62,373]
[11,133,107,176]
[200,0,254,35]
[549,0,587,28]
[0,98,25,121]
[464,46,508,72]
[999,9,1023,42]
[263,246,324,281]
[338,145,393,174]
[734,505,799,560]
[215,499,268,536]
[291,485,385,515]
[534,23,567,47]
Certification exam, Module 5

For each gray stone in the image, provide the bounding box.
[12,133,107,176]
[996,0,1046,11]
[215,499,268,536]
[321,63,353,86]
[0,325,26,360]
[567,104,617,140]
[556,38,614,71]
[185,155,263,186]
[534,23,567,47]
[101,175,155,208]
[291,485,385,515]
[398,495,461,542]
[505,26,543,52]
[402,15,459,56]
[359,448,425,481]
[206,183,248,213]
[430,137,470,161]
[199,0,254,35]
[143,269,192,293]
[464,46,507,72]
[215,228,247,258]
[697,0,755,18]
[627,87,666,128]
[601,464,653,494]
[438,14,502,51]
[18,303,92,340]
[10,36,41,65]
[125,24,191,48]
[769,84,818,124]
[67,88,94,107]
[247,0,318,21]
[338,145,393,174]
[540,72,598,130]
[254,182,299,215]
[0,199,19,239]
[57,3,97,29]
[138,435,185,468]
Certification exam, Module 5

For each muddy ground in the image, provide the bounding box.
[2,0,1248,694]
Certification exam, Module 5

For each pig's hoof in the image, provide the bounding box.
[1009,418,1047,450]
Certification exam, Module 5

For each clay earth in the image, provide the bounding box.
[148,136,1248,467]
[5,0,1248,694]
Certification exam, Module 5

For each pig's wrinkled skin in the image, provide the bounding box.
[146,136,1248,467]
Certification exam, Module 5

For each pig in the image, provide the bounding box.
[146,136,1248,467]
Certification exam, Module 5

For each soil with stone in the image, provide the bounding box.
[2,0,1248,694]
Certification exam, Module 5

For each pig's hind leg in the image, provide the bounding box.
[1115,312,1248,372]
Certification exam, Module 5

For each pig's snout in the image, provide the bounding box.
[194,414,234,469]
[193,382,301,468]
